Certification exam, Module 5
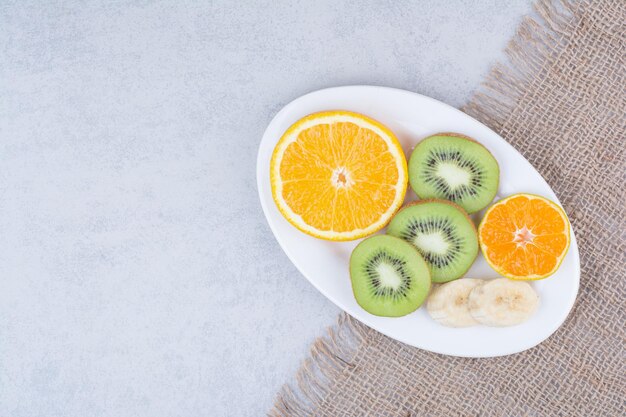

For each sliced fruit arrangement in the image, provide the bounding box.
[479,193,571,280]
[387,200,478,283]
[349,235,431,317]
[408,133,499,213]
[426,279,482,327]
[270,111,407,241]
[271,114,572,324]
[427,278,539,327]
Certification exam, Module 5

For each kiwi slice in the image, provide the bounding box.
[387,200,478,283]
[350,235,431,317]
[408,133,499,213]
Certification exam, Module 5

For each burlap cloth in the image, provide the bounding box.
[270,0,626,415]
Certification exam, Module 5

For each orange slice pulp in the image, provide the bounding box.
[270,111,408,241]
[478,193,571,280]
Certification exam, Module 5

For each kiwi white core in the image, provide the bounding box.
[436,162,471,189]
[376,263,403,290]
[413,232,450,255]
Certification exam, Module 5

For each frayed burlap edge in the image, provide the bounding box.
[270,315,373,416]
[462,0,578,126]
[268,1,601,416]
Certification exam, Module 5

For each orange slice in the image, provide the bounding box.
[478,193,571,280]
[270,111,408,241]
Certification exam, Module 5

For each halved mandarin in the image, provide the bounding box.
[478,193,571,280]
[270,111,408,241]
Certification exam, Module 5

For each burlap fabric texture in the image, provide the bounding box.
[270,0,626,415]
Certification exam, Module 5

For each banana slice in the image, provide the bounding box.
[426,279,483,327]
[468,278,539,326]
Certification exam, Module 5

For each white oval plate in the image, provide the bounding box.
[257,86,580,358]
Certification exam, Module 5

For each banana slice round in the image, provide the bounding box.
[468,278,539,326]
[426,279,483,327]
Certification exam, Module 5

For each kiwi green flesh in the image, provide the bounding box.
[408,135,499,213]
[387,201,478,283]
[350,235,431,317]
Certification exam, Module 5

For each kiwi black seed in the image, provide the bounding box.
[387,200,478,283]
[408,133,499,213]
[349,235,431,317]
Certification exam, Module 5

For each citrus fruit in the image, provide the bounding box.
[270,111,408,241]
[478,193,571,280]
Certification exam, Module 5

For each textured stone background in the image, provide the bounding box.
[0,1,531,416]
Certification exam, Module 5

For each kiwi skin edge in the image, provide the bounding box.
[394,198,479,282]
[408,132,500,214]
[422,132,496,152]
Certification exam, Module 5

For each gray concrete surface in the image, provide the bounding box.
[0,1,532,416]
